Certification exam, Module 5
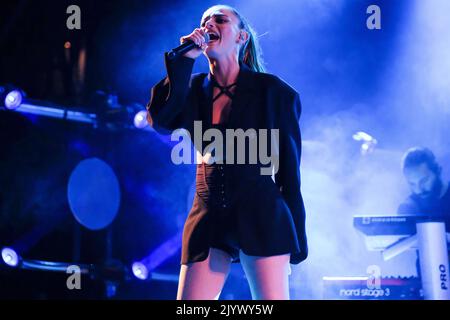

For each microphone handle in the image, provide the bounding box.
[166,41,197,60]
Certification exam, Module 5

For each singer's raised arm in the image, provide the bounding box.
[146,54,197,135]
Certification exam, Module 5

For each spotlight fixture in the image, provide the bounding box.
[131,262,149,280]
[133,110,148,129]
[352,131,378,155]
[0,85,26,110]
[5,90,24,110]
[1,247,20,267]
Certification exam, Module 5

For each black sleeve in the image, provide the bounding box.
[146,53,195,135]
[276,91,308,262]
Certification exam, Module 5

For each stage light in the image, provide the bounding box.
[68,158,121,230]
[131,262,148,280]
[133,110,148,129]
[352,131,377,155]
[4,89,24,110]
[0,85,25,110]
[352,131,374,142]
[1,247,20,267]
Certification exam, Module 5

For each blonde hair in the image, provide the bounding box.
[202,5,266,72]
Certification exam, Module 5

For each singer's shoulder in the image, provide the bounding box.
[190,72,207,80]
[189,72,209,85]
[255,71,299,98]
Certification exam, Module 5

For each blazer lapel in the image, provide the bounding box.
[201,73,213,128]
[229,64,259,128]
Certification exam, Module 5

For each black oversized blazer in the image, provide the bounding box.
[146,54,308,264]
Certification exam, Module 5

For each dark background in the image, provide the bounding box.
[1,0,449,299]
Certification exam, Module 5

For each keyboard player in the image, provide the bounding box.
[397,147,450,279]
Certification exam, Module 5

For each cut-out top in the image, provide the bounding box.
[211,77,237,125]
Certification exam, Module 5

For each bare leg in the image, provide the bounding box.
[177,248,233,300]
[239,250,291,300]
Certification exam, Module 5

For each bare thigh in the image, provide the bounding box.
[177,248,233,300]
[239,250,291,300]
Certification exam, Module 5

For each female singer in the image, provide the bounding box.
[146,4,307,300]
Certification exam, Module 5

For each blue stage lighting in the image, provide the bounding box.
[4,89,23,110]
[1,247,20,267]
[132,262,149,280]
[133,110,148,129]
[67,158,121,230]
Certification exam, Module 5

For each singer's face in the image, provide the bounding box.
[200,8,242,59]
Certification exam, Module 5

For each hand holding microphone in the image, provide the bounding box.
[166,28,210,61]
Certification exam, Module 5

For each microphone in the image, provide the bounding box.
[166,33,210,61]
